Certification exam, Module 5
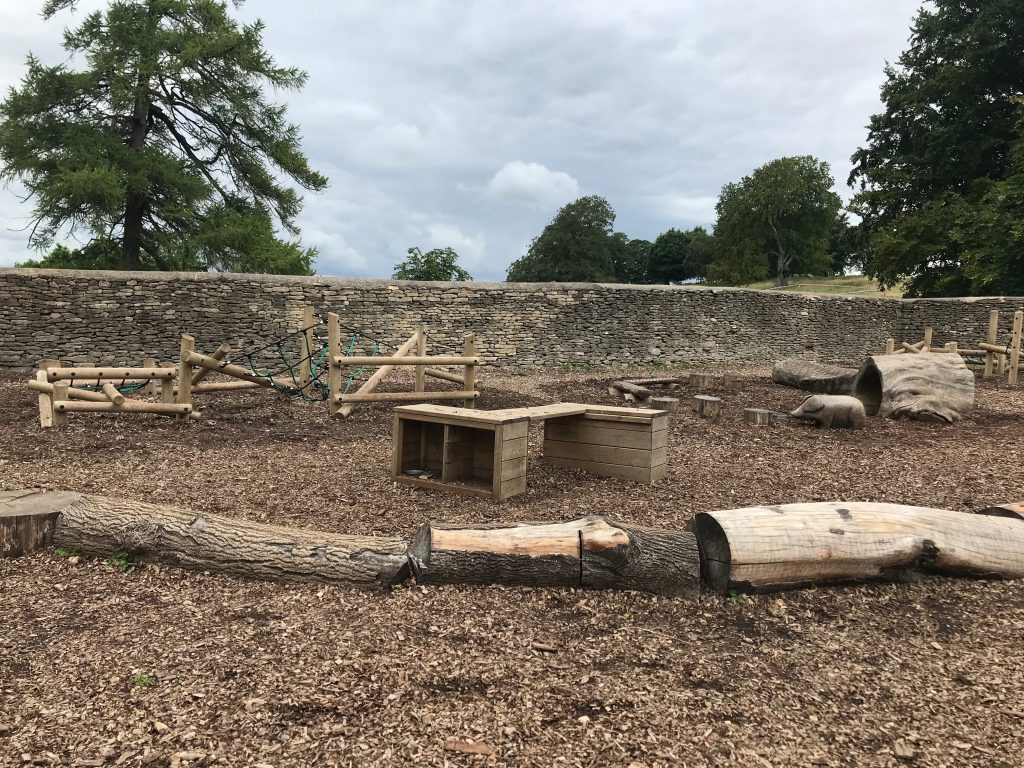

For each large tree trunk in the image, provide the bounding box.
[408,517,700,595]
[693,501,1024,594]
[772,358,858,394]
[121,83,152,269]
[2,490,408,589]
[853,353,975,422]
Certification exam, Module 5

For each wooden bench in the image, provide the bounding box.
[392,403,668,500]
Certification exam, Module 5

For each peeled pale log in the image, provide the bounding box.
[853,354,975,423]
[692,501,1024,594]
[771,358,857,394]
[4,490,408,588]
[609,380,653,401]
[408,517,699,595]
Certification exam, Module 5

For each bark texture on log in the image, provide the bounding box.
[771,358,857,394]
[32,491,408,588]
[609,381,653,401]
[408,517,700,595]
[694,395,721,419]
[853,354,975,423]
[693,501,1024,594]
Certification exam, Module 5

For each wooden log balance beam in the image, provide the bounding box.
[333,355,480,367]
[54,400,194,416]
[28,379,112,403]
[185,351,298,390]
[46,367,176,382]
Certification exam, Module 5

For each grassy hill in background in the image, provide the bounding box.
[739,274,904,297]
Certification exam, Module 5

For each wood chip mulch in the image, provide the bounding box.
[1,365,1023,767]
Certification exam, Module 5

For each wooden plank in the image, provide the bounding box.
[545,456,665,484]
[501,456,528,482]
[499,474,527,499]
[393,404,522,424]
[544,422,667,450]
[544,440,664,468]
[499,436,528,461]
[393,475,495,499]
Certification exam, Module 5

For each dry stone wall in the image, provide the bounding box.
[0,268,1021,369]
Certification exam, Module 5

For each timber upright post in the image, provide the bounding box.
[463,333,477,409]
[415,324,426,394]
[885,338,895,355]
[327,312,342,418]
[299,306,315,392]
[922,326,933,351]
[984,310,999,378]
[1010,310,1023,387]
[35,359,62,429]
[176,335,195,419]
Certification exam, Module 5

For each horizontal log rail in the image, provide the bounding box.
[47,367,176,382]
[27,379,110,403]
[424,367,475,387]
[185,351,297,390]
[333,355,480,367]
[53,400,193,415]
[336,390,479,404]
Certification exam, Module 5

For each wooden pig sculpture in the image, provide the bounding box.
[789,394,866,429]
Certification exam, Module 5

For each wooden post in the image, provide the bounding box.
[463,333,477,409]
[984,310,999,378]
[191,343,230,386]
[52,382,69,427]
[922,326,933,352]
[694,395,721,419]
[415,324,426,394]
[160,362,175,404]
[744,408,772,426]
[327,312,342,418]
[944,342,958,354]
[35,371,54,428]
[885,338,895,355]
[143,358,157,396]
[176,335,195,419]
[299,306,315,391]
[1009,310,1023,386]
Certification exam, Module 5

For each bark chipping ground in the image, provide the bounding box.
[1,366,1022,767]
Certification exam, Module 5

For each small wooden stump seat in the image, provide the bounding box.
[392,403,668,501]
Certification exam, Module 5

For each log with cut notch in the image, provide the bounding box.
[692,501,1024,594]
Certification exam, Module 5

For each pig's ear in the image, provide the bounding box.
[801,396,824,412]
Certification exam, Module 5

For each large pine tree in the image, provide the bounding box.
[0,0,327,273]
[849,0,1024,296]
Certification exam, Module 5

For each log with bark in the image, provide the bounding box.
[692,501,1024,594]
[1,489,408,588]
[408,517,700,595]
[608,380,653,402]
[771,358,858,394]
[852,354,975,422]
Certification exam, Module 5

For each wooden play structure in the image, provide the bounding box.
[883,309,1023,386]
[5,490,1024,597]
[392,403,668,501]
[27,307,483,427]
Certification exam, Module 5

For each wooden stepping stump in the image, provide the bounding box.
[650,396,679,414]
[744,408,772,426]
[689,373,715,391]
[694,395,721,419]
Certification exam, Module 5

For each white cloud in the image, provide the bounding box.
[422,222,486,266]
[485,161,581,208]
[652,195,719,228]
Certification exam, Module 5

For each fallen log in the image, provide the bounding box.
[979,502,1024,521]
[771,358,857,394]
[0,490,408,589]
[852,354,975,422]
[692,501,1024,594]
[408,517,700,595]
[609,380,653,401]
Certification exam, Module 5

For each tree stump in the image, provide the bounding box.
[694,395,721,419]
[688,373,715,391]
[853,354,975,422]
[650,396,679,413]
[408,517,700,595]
[771,358,858,394]
[744,408,772,425]
[721,373,742,388]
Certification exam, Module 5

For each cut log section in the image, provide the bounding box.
[692,501,1024,594]
[688,373,715,391]
[649,396,679,413]
[694,395,721,419]
[853,354,975,422]
[408,517,700,595]
[7,490,408,588]
[744,408,772,425]
[771,358,857,395]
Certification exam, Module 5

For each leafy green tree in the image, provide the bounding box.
[649,226,714,283]
[392,247,472,281]
[825,212,867,276]
[0,0,327,273]
[709,156,841,287]
[506,196,620,282]
[849,0,1024,296]
[611,237,650,283]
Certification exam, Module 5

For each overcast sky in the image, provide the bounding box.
[0,1,921,280]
